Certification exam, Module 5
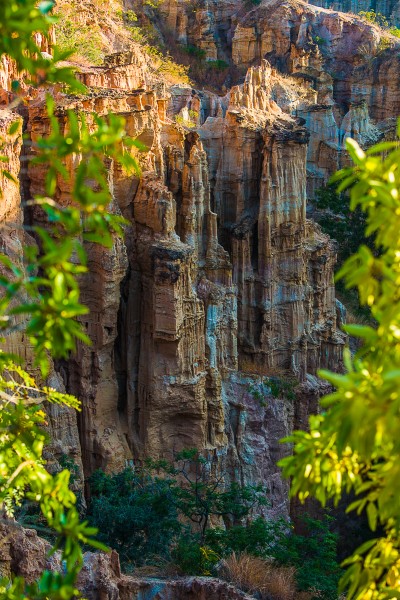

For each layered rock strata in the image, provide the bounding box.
[309,0,400,26]
[155,0,400,193]
[3,45,344,519]
[5,0,397,518]
[0,110,84,487]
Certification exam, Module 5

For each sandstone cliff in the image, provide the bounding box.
[3,0,398,519]
[154,0,400,193]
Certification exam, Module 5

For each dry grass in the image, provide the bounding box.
[220,553,297,600]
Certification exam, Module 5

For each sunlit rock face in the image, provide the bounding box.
[6,0,400,518]
[0,49,344,518]
[157,0,400,193]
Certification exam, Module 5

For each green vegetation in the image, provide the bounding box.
[313,34,326,47]
[116,8,190,84]
[54,3,103,65]
[207,59,229,71]
[358,9,389,28]
[183,45,207,59]
[280,131,400,599]
[313,182,374,320]
[86,452,340,596]
[150,22,238,90]
[249,376,297,407]
[358,10,400,42]
[313,183,369,268]
[0,1,141,598]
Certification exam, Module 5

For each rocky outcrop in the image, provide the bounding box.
[309,0,400,27]
[0,524,60,582]
[0,524,253,599]
[10,0,400,527]
[155,0,400,193]
[14,50,344,521]
[0,0,351,517]
[78,552,254,600]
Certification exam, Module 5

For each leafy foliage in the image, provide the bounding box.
[280,130,400,599]
[358,10,389,28]
[87,467,181,565]
[358,10,400,44]
[0,1,141,598]
[54,3,103,65]
[87,450,267,567]
[0,0,85,93]
[86,455,340,596]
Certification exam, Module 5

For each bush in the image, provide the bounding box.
[87,468,181,566]
[207,515,341,599]
[221,553,296,600]
[86,455,340,595]
[54,3,104,65]
[207,59,229,70]
[171,533,220,575]
[358,9,389,28]
[276,515,341,599]
[87,452,267,567]
[183,45,207,59]
[205,516,284,557]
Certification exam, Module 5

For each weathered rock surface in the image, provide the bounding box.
[0,524,61,582]
[309,0,400,27]
[78,551,254,600]
[3,0,399,537]
[0,524,253,600]
[0,0,353,519]
[7,44,343,522]
[155,0,400,193]
[0,110,85,487]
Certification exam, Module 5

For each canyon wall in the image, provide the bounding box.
[309,0,400,26]
[2,0,400,517]
[156,0,400,193]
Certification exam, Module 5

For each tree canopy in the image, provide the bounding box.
[280,131,400,599]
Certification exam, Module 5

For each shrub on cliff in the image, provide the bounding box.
[86,451,267,569]
[86,459,340,596]
[54,1,104,65]
[280,131,400,598]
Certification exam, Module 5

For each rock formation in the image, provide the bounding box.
[2,0,400,523]
[156,0,400,193]
[309,0,400,27]
[0,523,253,599]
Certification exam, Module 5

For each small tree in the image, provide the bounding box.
[164,449,267,537]
[87,451,267,566]
[280,129,400,599]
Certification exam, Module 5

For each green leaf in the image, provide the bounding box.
[366,502,378,531]
[8,120,21,136]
